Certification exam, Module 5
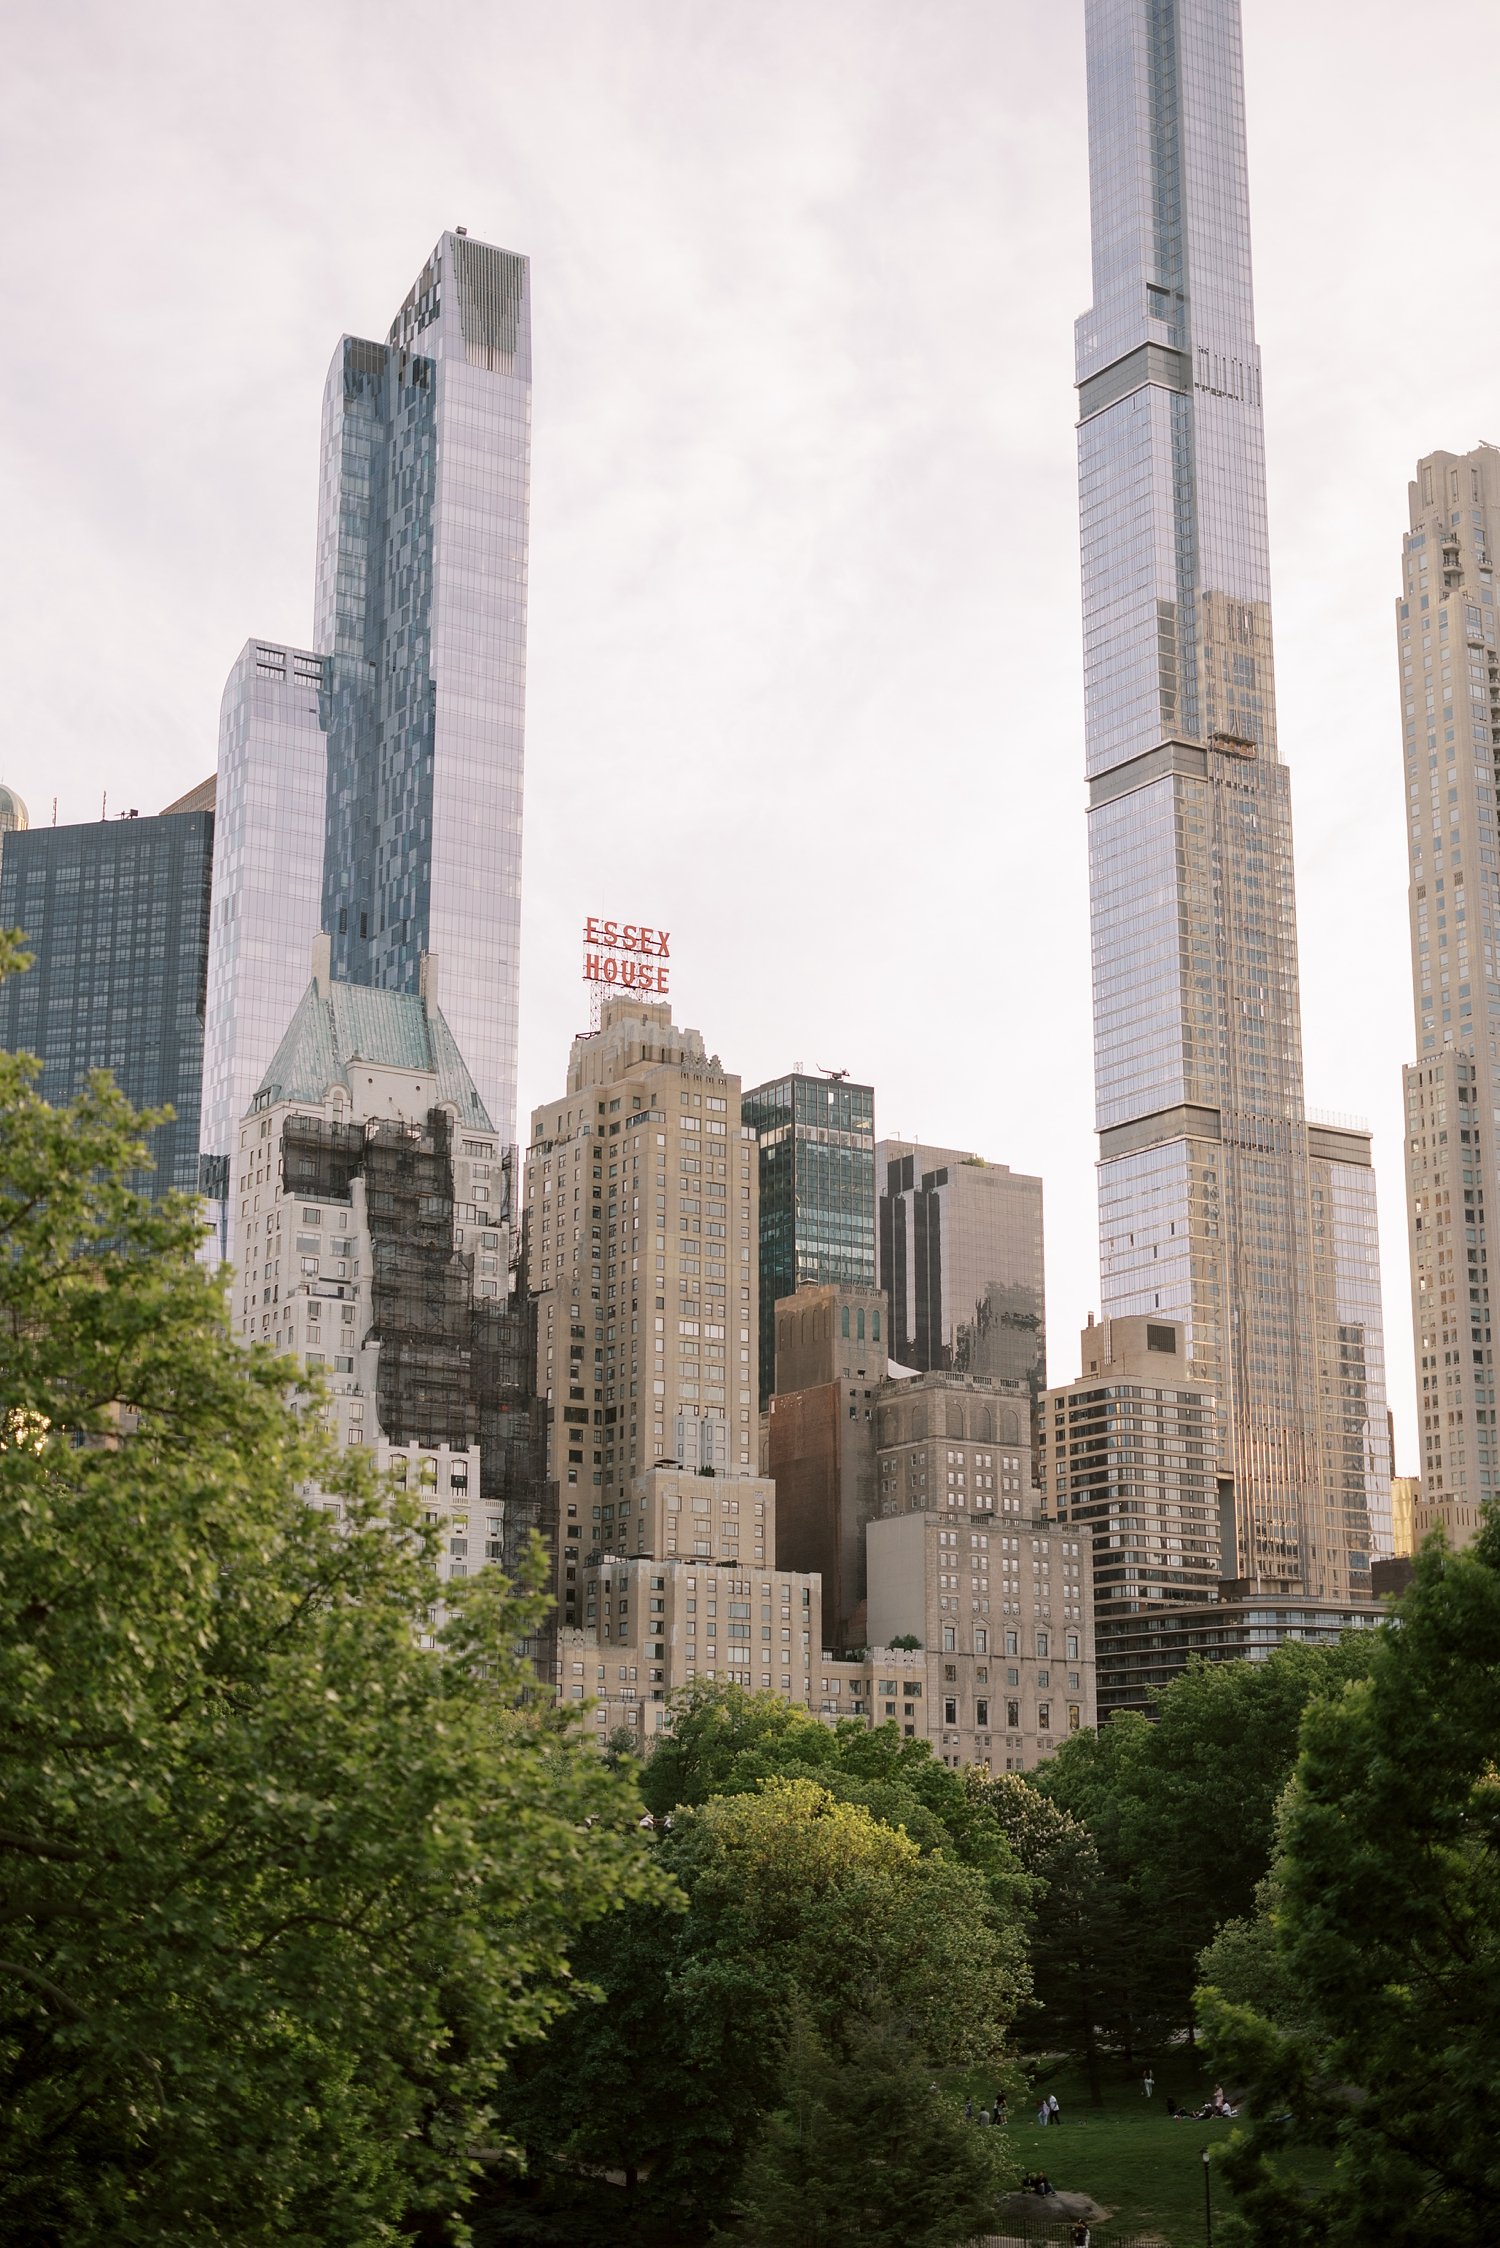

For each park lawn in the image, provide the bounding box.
[1005,2103,1231,2243]
[955,2056,1334,2245]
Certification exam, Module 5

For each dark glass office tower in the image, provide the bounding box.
[742,1074,875,1405]
[0,791,215,1196]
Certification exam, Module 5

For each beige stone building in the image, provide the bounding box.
[1398,447,1500,1548]
[1390,1473,1418,1558]
[524,999,759,1630]
[551,1461,821,1741]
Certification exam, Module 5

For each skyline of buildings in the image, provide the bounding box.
[13,3,1498,1752]
[1074,0,1391,1604]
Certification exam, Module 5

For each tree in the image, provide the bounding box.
[640,1681,1026,1907]
[1199,1520,1500,2245]
[979,1771,1118,2105]
[0,943,668,2247]
[1034,1640,1378,2037]
[492,1777,1027,2243]
[736,2002,1013,2248]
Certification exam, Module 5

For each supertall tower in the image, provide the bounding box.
[1074,0,1390,1603]
[1398,446,1500,1549]
[202,232,530,1257]
[316,233,530,1142]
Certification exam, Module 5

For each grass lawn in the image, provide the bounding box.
[953,2054,1327,2245]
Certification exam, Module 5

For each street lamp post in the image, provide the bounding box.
[1202,2145,1213,2246]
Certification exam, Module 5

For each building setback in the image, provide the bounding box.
[743,1073,876,1407]
[203,229,532,1246]
[0,787,214,1198]
[1397,447,1500,1547]
[1074,0,1391,1600]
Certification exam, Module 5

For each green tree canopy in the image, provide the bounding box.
[640,1680,1025,1904]
[1034,1638,1377,2035]
[491,1773,1027,2243]
[0,939,667,2246]
[1200,1520,1500,2245]
[736,2002,1013,2248]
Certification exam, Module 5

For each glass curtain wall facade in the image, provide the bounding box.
[0,807,214,1197]
[201,640,327,1261]
[1397,446,1500,1546]
[743,1075,876,1407]
[1076,0,1389,1600]
[202,232,531,1262]
[316,232,530,1147]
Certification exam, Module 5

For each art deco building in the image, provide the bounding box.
[1074,0,1390,1599]
[742,1074,876,1406]
[203,230,532,1254]
[0,785,215,1198]
[232,940,536,1617]
[1397,447,1500,1548]
[523,998,759,1630]
[877,1140,1045,1401]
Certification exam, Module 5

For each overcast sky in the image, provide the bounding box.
[6,0,1499,1467]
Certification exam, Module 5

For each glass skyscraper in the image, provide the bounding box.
[1075,0,1390,1600]
[202,230,531,1253]
[742,1074,876,1406]
[0,794,215,1198]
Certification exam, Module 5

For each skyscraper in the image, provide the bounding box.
[202,230,531,1245]
[1397,446,1500,1547]
[523,998,760,1631]
[1075,0,1390,1601]
[200,639,327,1256]
[877,1140,1045,1395]
[0,789,215,1198]
[742,1074,876,1407]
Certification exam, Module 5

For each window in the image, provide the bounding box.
[1036,1631,1050,1659]
[942,1626,956,1652]
[944,1698,958,1726]
[841,1306,850,1338]
[976,1698,988,1727]
[1007,1699,1020,1728]
[1038,1702,1051,1732]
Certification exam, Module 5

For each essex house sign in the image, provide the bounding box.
[581,916,671,996]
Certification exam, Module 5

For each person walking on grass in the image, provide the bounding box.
[1037,2097,1050,2126]
[1143,2066,1155,2100]
[1047,2093,1062,2127]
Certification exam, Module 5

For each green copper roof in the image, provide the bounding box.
[253,977,494,1130]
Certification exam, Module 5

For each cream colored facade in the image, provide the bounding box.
[552,1461,820,1738]
[524,999,759,1629]
[1390,1474,1418,1558]
[1399,447,1500,1549]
